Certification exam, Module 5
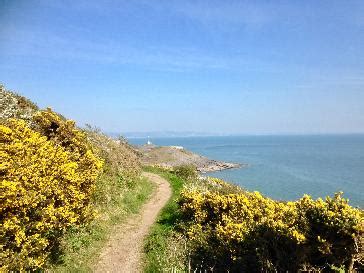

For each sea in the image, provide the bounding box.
[128,135,364,207]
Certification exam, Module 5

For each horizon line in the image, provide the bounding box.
[116,132,364,138]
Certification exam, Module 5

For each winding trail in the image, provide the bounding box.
[94,172,172,273]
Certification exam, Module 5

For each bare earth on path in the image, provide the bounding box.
[94,172,172,273]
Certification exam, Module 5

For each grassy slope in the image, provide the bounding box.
[50,173,155,272]
[143,166,186,272]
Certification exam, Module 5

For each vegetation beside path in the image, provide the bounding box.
[1,86,154,271]
[95,171,171,272]
[144,165,363,272]
[143,166,187,272]
[50,175,154,272]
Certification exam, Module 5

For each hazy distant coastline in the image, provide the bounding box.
[110,131,364,139]
[109,131,228,138]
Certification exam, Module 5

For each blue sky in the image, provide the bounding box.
[1,0,364,134]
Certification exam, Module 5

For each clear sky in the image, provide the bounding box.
[1,0,364,135]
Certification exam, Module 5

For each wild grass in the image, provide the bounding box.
[143,166,189,272]
[48,171,154,272]
[143,167,245,272]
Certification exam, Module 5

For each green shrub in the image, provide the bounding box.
[172,165,198,181]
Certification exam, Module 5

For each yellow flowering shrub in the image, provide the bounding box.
[0,118,103,271]
[180,183,363,271]
[296,193,363,268]
[33,108,90,156]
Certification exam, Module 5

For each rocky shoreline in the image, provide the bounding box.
[196,160,242,173]
[136,144,243,173]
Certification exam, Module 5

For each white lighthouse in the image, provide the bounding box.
[146,136,152,145]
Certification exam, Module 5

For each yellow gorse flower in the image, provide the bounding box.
[180,178,363,271]
[1,113,103,271]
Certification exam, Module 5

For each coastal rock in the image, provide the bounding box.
[136,144,243,173]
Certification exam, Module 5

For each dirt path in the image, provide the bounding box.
[94,172,172,273]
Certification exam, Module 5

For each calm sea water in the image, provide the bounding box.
[128,135,364,207]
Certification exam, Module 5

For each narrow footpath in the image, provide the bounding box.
[95,172,172,272]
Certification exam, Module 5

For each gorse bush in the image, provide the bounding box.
[0,87,145,271]
[0,114,103,270]
[180,179,364,272]
[34,108,88,154]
